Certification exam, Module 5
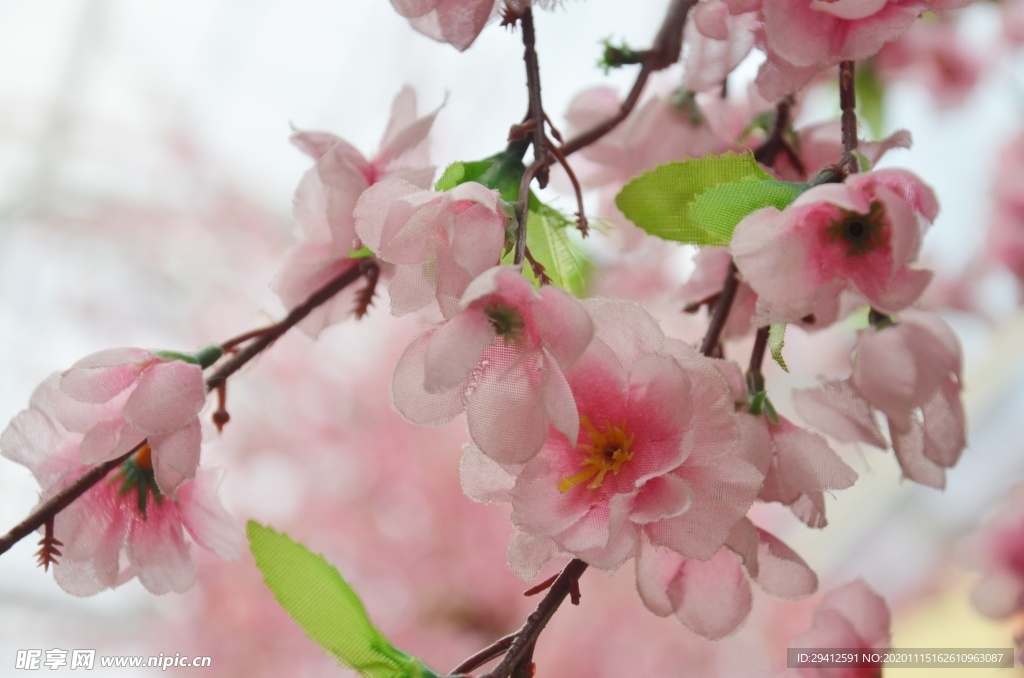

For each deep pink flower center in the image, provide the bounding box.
[558,417,635,493]
[826,201,888,256]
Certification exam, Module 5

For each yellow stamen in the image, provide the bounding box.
[558,417,635,493]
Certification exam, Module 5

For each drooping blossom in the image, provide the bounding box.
[462,298,766,580]
[353,178,511,319]
[683,0,758,93]
[788,579,892,678]
[636,521,817,639]
[961,483,1024,620]
[0,375,242,596]
[273,86,441,337]
[749,0,973,100]
[392,265,593,464]
[56,347,209,495]
[731,169,939,326]
[794,310,966,488]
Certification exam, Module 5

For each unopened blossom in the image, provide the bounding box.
[273,86,441,337]
[0,375,242,596]
[462,299,764,575]
[788,579,891,678]
[353,178,511,319]
[56,347,209,495]
[636,522,817,639]
[392,265,592,463]
[731,169,939,326]
[961,484,1024,619]
[794,311,966,488]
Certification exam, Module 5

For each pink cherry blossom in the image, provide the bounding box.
[875,21,983,109]
[771,120,912,183]
[56,347,208,495]
[273,86,441,336]
[636,521,817,639]
[788,579,891,678]
[987,129,1024,285]
[353,178,511,319]
[390,0,554,52]
[392,265,593,464]
[462,298,765,574]
[752,0,973,100]
[0,375,242,596]
[794,310,966,488]
[961,484,1024,619]
[755,415,858,529]
[684,0,758,93]
[731,168,939,326]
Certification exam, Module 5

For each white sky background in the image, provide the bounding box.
[0,0,1023,673]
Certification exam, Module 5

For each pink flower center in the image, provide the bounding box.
[558,417,635,493]
[484,303,525,344]
[826,201,888,256]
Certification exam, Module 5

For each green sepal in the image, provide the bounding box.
[688,180,807,244]
[615,151,785,246]
[347,246,374,259]
[153,345,223,369]
[247,522,441,678]
[747,390,780,425]
[768,323,789,373]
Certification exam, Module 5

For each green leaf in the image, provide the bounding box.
[502,199,589,296]
[688,180,806,243]
[436,149,525,202]
[768,323,789,373]
[855,63,886,140]
[347,246,374,259]
[247,521,440,678]
[615,151,775,245]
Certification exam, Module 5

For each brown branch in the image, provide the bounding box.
[559,0,697,158]
[514,159,545,265]
[520,6,549,189]
[699,261,740,357]
[746,326,770,394]
[449,633,519,676]
[0,260,376,559]
[754,96,803,177]
[481,559,589,678]
[839,60,858,175]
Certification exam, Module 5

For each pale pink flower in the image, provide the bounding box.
[462,299,764,575]
[684,0,758,93]
[273,86,441,336]
[755,415,858,529]
[752,0,972,100]
[56,347,208,495]
[353,178,511,319]
[0,375,242,596]
[788,579,892,678]
[390,0,555,52]
[794,310,966,488]
[875,21,982,109]
[731,169,939,326]
[961,484,1024,619]
[987,129,1024,284]
[771,120,912,183]
[636,521,817,639]
[392,265,592,464]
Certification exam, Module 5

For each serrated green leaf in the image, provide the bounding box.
[768,323,789,373]
[247,521,440,678]
[436,149,526,202]
[615,151,774,245]
[500,199,589,296]
[689,180,806,243]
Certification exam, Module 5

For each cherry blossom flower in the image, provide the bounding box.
[461,298,765,575]
[751,0,972,100]
[636,522,817,639]
[273,86,441,337]
[0,375,242,596]
[794,310,966,488]
[987,129,1024,285]
[353,178,512,319]
[731,169,939,326]
[392,265,592,464]
[683,0,758,93]
[961,483,1024,619]
[56,347,208,495]
[788,579,891,678]
[875,21,982,109]
[390,0,557,52]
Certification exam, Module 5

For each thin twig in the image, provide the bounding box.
[746,326,770,394]
[481,559,589,678]
[754,96,803,177]
[0,260,376,559]
[449,633,518,676]
[698,261,740,357]
[514,160,546,265]
[839,60,858,175]
[520,7,549,189]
